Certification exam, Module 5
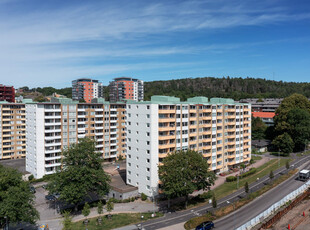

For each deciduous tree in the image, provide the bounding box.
[0,165,39,228]
[158,150,216,208]
[272,133,294,155]
[47,138,110,212]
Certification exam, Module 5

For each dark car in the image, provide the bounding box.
[45,194,55,201]
[195,221,214,230]
[30,186,36,194]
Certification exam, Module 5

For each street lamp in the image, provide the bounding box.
[278,149,281,168]
[151,187,156,217]
[227,201,236,230]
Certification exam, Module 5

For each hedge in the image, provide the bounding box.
[225,168,257,182]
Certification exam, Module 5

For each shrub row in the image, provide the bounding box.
[225,168,257,182]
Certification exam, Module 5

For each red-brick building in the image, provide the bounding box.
[0,84,15,102]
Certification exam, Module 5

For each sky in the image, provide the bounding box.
[0,0,310,88]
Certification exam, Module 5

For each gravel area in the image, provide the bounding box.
[272,199,310,230]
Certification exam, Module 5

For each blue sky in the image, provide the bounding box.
[0,0,309,88]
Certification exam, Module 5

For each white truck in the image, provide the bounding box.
[299,169,310,181]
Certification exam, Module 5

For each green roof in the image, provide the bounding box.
[210,98,234,104]
[22,99,35,104]
[187,97,209,103]
[0,100,8,104]
[151,95,180,103]
[50,97,78,104]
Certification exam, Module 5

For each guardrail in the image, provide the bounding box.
[236,180,310,230]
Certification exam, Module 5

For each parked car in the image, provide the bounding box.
[38,224,49,230]
[30,186,36,194]
[45,194,55,201]
[195,221,214,230]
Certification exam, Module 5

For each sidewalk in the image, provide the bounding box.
[72,200,157,222]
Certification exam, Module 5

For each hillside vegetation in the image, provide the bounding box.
[144,77,310,101]
[18,77,310,101]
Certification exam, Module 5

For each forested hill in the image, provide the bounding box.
[144,77,310,101]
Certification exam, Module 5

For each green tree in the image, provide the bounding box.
[269,170,274,180]
[274,93,310,134]
[244,182,249,193]
[0,165,39,227]
[47,138,110,212]
[286,108,310,151]
[62,211,73,230]
[252,117,267,140]
[106,199,114,219]
[158,150,215,208]
[272,133,294,155]
[82,202,90,220]
[212,196,217,208]
[286,161,290,170]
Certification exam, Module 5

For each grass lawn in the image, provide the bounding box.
[72,212,163,230]
[251,155,262,161]
[213,158,291,200]
[297,150,310,157]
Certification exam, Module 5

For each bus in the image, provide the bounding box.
[299,170,310,181]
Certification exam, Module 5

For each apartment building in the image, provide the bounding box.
[109,77,144,102]
[239,98,282,113]
[72,78,104,103]
[0,102,26,160]
[126,96,251,196]
[0,84,15,102]
[26,98,126,179]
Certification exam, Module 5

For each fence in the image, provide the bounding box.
[236,180,310,230]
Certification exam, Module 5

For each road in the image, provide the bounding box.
[140,155,310,230]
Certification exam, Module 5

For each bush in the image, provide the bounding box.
[131,197,135,202]
[226,176,237,182]
[240,168,256,179]
[28,174,34,181]
[141,193,147,201]
[198,191,213,200]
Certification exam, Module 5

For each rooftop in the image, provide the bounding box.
[252,112,275,118]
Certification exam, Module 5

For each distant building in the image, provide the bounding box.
[72,78,104,103]
[252,139,271,153]
[109,77,143,102]
[239,98,282,113]
[252,112,275,126]
[0,84,15,103]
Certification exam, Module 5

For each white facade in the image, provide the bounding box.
[26,104,62,179]
[126,103,159,196]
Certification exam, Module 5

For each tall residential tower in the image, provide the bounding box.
[109,77,144,102]
[72,78,104,103]
[126,96,251,196]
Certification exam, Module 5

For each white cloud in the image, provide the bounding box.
[0,0,309,87]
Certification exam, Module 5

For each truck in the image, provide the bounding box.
[299,169,310,181]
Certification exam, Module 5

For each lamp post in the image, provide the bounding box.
[278,149,280,168]
[4,216,8,230]
[227,201,235,230]
[151,187,156,217]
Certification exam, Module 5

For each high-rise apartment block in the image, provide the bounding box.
[72,78,104,103]
[126,96,251,196]
[26,98,126,179]
[109,77,144,102]
[0,102,26,160]
[0,84,15,102]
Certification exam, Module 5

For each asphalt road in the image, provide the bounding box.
[140,155,310,230]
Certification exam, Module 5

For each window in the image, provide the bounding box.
[147,105,150,109]
[147,141,150,145]
[147,123,150,127]
[146,158,150,163]
[147,114,150,118]
[147,176,150,181]
[147,167,150,172]
[147,132,150,136]
[147,150,150,154]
